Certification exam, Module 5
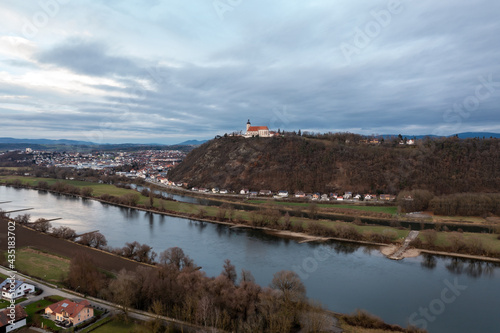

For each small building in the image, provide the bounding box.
[0,280,35,300]
[240,189,249,195]
[295,191,306,198]
[364,194,375,201]
[0,305,27,333]
[380,194,396,201]
[278,191,289,197]
[259,190,272,196]
[220,189,228,194]
[45,299,94,327]
[337,196,344,201]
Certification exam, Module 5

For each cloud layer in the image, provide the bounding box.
[0,0,499,143]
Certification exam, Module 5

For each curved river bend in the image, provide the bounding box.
[1,186,499,333]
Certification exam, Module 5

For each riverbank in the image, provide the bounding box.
[1,178,499,263]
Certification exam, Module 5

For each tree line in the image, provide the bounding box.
[65,248,425,333]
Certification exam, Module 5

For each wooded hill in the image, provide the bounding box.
[168,134,500,195]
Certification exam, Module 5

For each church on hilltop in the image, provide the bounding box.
[244,119,270,138]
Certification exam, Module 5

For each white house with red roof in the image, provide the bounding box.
[45,299,94,326]
[245,119,270,138]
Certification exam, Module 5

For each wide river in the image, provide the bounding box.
[1,186,499,332]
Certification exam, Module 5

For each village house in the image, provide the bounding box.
[45,299,94,327]
[294,191,306,198]
[240,189,249,195]
[259,190,272,196]
[0,279,35,300]
[244,120,270,138]
[364,194,376,201]
[380,194,396,201]
[278,190,289,197]
[0,305,27,333]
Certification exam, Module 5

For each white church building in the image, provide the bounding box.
[244,119,270,138]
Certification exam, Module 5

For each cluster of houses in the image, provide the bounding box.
[0,279,95,332]
[187,186,396,202]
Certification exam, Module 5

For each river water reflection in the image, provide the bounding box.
[1,186,499,332]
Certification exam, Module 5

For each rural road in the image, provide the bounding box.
[0,266,199,330]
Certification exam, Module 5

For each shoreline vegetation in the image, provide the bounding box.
[1,175,499,263]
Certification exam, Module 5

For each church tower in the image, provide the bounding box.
[246,119,251,131]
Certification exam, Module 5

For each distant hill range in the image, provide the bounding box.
[0,137,204,152]
[0,137,96,145]
[168,133,500,195]
[379,132,500,139]
[174,140,208,146]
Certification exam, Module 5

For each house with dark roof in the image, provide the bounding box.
[0,279,35,300]
[45,299,94,326]
[0,305,27,333]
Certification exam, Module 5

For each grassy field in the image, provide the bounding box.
[12,247,70,282]
[423,231,500,252]
[0,297,27,309]
[82,318,143,333]
[247,199,398,214]
[25,299,53,316]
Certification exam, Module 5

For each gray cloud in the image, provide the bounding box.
[37,38,142,77]
[0,0,499,143]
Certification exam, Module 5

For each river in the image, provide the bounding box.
[1,186,499,332]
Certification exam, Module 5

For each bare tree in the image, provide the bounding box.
[222,259,237,284]
[159,247,194,270]
[13,214,30,224]
[32,218,51,232]
[52,226,77,240]
[109,269,137,316]
[78,232,108,249]
[270,270,306,304]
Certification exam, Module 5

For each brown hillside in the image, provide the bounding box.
[168,135,500,195]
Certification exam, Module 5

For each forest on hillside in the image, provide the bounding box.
[168,134,500,195]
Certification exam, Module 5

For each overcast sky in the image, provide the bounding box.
[1,0,499,144]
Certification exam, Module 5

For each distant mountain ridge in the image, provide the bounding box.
[0,137,209,147]
[0,137,96,145]
[175,140,208,146]
[378,132,500,139]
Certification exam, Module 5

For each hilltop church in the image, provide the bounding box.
[244,119,270,138]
